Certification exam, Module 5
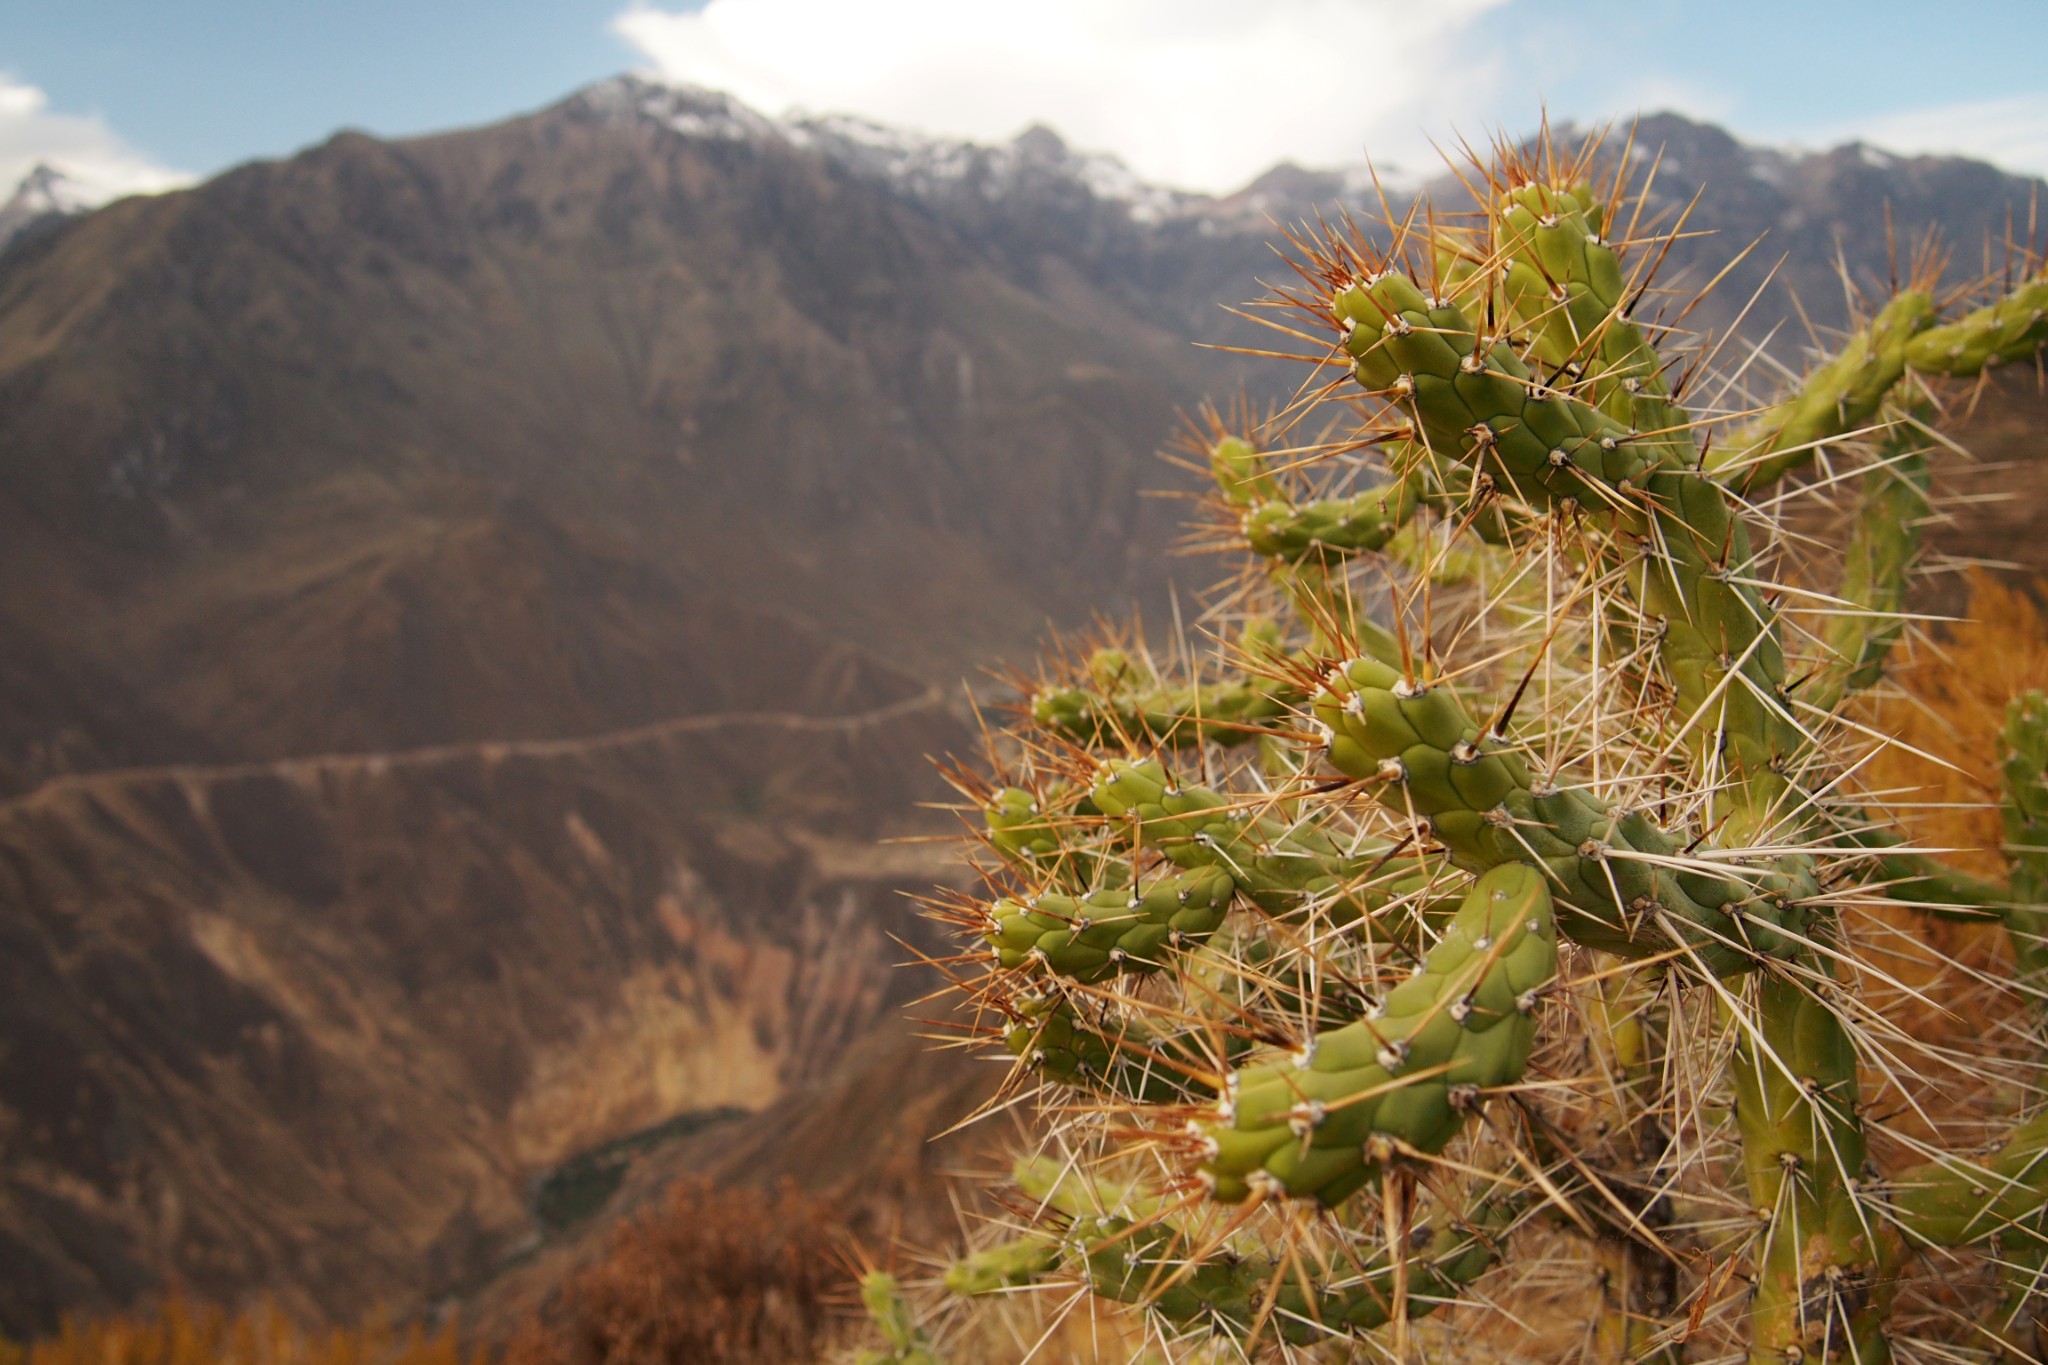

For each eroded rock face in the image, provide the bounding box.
[0,692,967,1333]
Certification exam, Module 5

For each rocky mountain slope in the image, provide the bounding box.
[0,691,964,1329]
[2,77,2046,1335]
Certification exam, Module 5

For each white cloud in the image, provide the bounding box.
[1814,95,2048,179]
[0,75,191,205]
[611,0,1510,192]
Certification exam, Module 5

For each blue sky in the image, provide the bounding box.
[4,0,2047,201]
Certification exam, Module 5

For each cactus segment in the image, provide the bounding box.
[1002,934,1396,1105]
[1032,673,1294,750]
[1089,757,1450,942]
[1004,994,1227,1104]
[1335,272,1662,504]
[1214,430,1423,563]
[1833,822,2009,918]
[987,866,1236,982]
[1064,1203,1504,1345]
[986,787,1059,863]
[1211,436,1422,658]
[1312,655,1814,971]
[1721,291,1936,490]
[1903,279,2048,377]
[1239,481,1419,563]
[1812,423,1931,708]
[1210,434,1279,507]
[1012,1157,1513,1345]
[856,1271,943,1365]
[1823,698,2044,941]
[1733,976,1892,1362]
[1888,1109,2048,1247]
[984,785,1122,893]
[1495,183,1685,441]
[1003,982,1245,1096]
[2005,692,2048,920]
[943,1237,1061,1297]
[1193,865,1554,1205]
[1724,275,2048,493]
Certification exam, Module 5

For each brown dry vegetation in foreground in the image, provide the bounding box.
[0,1182,853,1365]
[0,1298,480,1365]
[1865,572,2048,878]
[501,1179,850,1365]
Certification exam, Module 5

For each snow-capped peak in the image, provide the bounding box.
[579,76,781,146]
[0,163,94,254]
[7,163,94,216]
[575,75,1200,226]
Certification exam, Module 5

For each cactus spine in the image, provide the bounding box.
[908,128,2048,1362]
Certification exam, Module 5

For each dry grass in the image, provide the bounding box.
[1865,571,2048,879]
[5,1298,478,1365]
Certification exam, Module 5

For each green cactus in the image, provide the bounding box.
[1195,865,1555,1205]
[856,1271,943,1365]
[968,1157,1520,1349]
[1087,756,1449,942]
[1811,416,1933,707]
[1987,693,2048,1358]
[943,1237,1060,1297]
[986,865,1237,982]
[921,130,2048,1361]
[2006,692,2048,933]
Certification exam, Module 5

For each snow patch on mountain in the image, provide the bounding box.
[581,75,1205,225]
[0,164,93,254]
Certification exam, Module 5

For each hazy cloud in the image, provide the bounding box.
[1835,95,2048,178]
[611,0,1509,192]
[0,75,191,204]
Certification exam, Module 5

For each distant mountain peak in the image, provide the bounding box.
[1011,124,1069,161]
[0,163,92,254]
[572,74,1198,225]
[9,163,92,212]
[578,74,779,145]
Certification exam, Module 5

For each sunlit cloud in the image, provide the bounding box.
[0,75,191,204]
[611,0,1510,193]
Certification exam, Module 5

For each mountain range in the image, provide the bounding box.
[2,75,2046,1336]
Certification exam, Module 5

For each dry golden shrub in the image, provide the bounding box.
[1847,572,2048,1060]
[13,1297,476,1365]
[1866,571,2048,877]
[502,1180,845,1365]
